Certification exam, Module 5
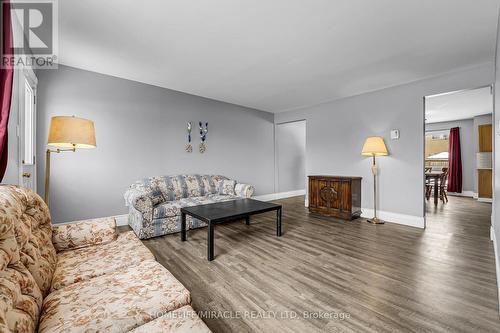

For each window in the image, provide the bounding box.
[23,79,35,165]
[425,131,449,169]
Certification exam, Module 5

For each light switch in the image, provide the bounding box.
[391,129,400,140]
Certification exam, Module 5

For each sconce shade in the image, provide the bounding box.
[361,136,388,156]
[47,116,96,149]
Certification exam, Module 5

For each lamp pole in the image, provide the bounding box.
[44,147,76,206]
[368,154,384,224]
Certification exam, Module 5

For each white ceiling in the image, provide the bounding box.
[58,0,500,113]
[425,86,493,124]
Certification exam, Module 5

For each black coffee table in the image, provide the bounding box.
[180,198,282,261]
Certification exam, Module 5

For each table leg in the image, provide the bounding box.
[434,178,439,205]
[208,221,214,261]
[181,212,187,241]
[245,216,250,225]
[277,208,282,237]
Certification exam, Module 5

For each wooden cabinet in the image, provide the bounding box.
[478,124,492,152]
[308,175,362,220]
[478,124,492,199]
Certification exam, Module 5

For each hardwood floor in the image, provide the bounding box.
[135,195,499,332]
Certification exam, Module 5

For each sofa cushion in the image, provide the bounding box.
[52,217,117,252]
[149,185,167,205]
[153,194,239,219]
[218,179,236,195]
[0,215,43,333]
[0,185,56,298]
[200,175,217,195]
[157,175,188,201]
[50,231,155,292]
[129,305,211,333]
[39,260,191,333]
[183,175,204,197]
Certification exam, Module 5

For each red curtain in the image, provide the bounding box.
[447,127,462,193]
[0,0,14,182]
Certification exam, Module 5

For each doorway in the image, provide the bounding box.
[275,120,306,195]
[424,86,493,229]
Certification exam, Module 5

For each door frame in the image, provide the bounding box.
[17,65,38,190]
[422,84,494,228]
[274,119,307,202]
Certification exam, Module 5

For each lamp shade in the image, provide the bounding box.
[47,116,96,149]
[361,136,388,156]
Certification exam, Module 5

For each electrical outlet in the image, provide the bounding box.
[390,129,400,140]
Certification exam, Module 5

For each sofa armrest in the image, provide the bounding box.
[235,183,254,198]
[52,217,117,252]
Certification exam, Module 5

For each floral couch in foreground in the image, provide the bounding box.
[124,174,254,239]
[0,185,211,333]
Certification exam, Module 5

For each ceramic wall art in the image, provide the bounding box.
[199,121,208,153]
[185,122,193,153]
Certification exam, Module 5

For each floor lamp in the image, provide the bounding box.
[361,136,388,224]
[45,116,96,207]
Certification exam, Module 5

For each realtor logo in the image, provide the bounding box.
[2,0,58,68]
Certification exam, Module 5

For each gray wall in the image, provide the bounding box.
[36,65,275,223]
[276,120,306,192]
[473,113,493,194]
[275,63,494,222]
[426,119,475,193]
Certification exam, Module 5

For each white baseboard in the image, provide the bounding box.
[114,214,128,226]
[254,190,306,202]
[448,191,475,198]
[491,225,500,316]
[478,198,493,203]
[473,192,479,199]
[361,208,425,229]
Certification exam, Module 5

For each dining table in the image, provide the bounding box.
[425,171,443,205]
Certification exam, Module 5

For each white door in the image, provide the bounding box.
[19,68,37,190]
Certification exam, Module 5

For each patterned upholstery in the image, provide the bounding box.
[39,260,191,333]
[52,216,117,251]
[0,185,56,298]
[153,194,239,219]
[0,203,44,333]
[0,185,211,333]
[50,231,155,292]
[129,305,212,333]
[124,175,255,239]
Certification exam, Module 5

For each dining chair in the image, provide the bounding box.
[439,168,449,203]
[425,167,433,200]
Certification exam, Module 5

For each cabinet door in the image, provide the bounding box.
[317,180,330,211]
[340,180,351,212]
[328,181,341,212]
[478,169,492,198]
[479,124,492,152]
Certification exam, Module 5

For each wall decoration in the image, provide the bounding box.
[199,121,208,153]
[185,122,193,153]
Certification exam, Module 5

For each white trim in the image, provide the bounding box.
[473,192,479,199]
[361,208,425,229]
[491,225,500,316]
[448,191,475,198]
[254,190,306,202]
[478,198,494,203]
[114,214,129,226]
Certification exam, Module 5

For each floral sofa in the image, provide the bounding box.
[0,185,211,333]
[124,174,254,239]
